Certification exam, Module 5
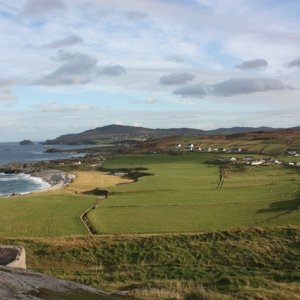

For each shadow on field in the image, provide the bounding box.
[257,198,300,214]
[99,167,154,182]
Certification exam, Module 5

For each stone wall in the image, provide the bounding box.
[0,246,26,269]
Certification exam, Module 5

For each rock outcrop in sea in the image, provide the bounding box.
[19,140,34,145]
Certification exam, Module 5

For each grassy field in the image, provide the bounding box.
[0,170,134,237]
[0,153,298,237]
[88,153,300,234]
[0,191,96,237]
[1,226,299,299]
[0,152,299,299]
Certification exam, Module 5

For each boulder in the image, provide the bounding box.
[0,266,127,300]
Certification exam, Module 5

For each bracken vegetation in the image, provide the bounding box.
[1,226,299,299]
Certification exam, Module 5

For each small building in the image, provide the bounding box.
[285,150,297,156]
[251,159,264,166]
[231,148,242,153]
[187,143,194,151]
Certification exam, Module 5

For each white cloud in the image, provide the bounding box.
[173,78,291,98]
[35,51,98,86]
[35,102,94,113]
[288,57,300,68]
[236,59,268,70]
[160,73,195,85]
[21,0,67,17]
[98,65,126,76]
[0,79,16,104]
[130,98,159,105]
[45,35,83,49]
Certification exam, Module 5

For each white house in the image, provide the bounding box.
[187,144,194,151]
[286,150,297,155]
[251,160,264,166]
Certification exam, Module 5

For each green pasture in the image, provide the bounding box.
[89,153,300,234]
[0,192,95,237]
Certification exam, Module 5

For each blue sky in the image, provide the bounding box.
[0,0,299,141]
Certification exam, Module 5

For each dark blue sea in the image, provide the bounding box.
[0,142,89,165]
[0,142,91,196]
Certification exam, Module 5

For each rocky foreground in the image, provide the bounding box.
[0,266,127,300]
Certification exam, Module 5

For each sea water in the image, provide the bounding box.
[0,142,89,165]
[0,142,91,196]
[0,173,50,196]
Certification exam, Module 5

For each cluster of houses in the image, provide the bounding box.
[176,143,300,156]
[215,156,300,167]
[243,157,282,166]
[176,143,242,153]
[246,157,300,167]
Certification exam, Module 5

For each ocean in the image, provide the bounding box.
[0,173,50,196]
[0,142,89,196]
[0,142,89,165]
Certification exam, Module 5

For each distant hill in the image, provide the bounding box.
[205,126,276,135]
[44,125,205,145]
[43,124,297,145]
[131,128,300,155]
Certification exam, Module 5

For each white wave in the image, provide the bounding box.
[20,174,51,189]
[0,173,51,196]
[0,175,18,182]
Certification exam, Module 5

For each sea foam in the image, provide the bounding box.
[0,173,50,196]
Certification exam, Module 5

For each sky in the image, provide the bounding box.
[0,0,300,141]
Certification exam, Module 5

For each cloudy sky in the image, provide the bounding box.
[0,0,300,141]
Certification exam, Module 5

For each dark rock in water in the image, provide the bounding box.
[0,266,127,300]
[44,148,60,153]
[19,140,34,146]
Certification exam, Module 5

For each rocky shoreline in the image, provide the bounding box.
[0,162,76,196]
[31,170,76,190]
